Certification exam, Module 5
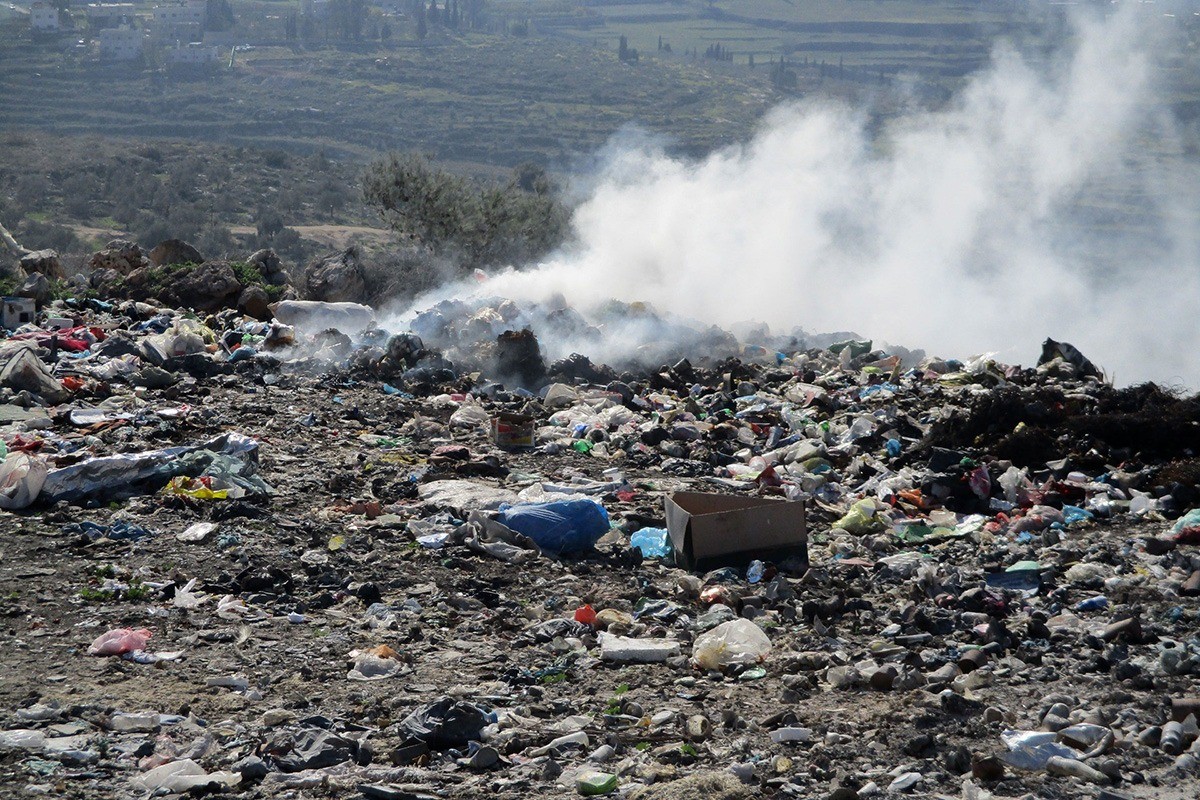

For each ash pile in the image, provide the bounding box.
[0,244,1198,800]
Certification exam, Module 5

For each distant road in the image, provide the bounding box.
[229,224,392,249]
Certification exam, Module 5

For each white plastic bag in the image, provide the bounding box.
[449,403,490,429]
[0,452,47,510]
[692,618,771,670]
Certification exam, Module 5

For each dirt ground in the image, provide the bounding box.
[0,364,1198,800]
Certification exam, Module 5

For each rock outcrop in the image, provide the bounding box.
[302,247,366,304]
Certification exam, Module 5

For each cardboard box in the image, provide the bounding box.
[490,412,535,448]
[664,491,807,570]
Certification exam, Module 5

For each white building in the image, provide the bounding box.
[301,0,330,20]
[167,41,219,64]
[97,24,142,59]
[152,0,205,26]
[30,1,62,31]
[85,2,134,27]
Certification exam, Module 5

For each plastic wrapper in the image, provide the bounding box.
[999,729,1081,771]
[449,403,490,429]
[834,498,887,534]
[691,618,771,670]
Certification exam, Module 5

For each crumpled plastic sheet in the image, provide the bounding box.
[999,729,1082,771]
[87,627,153,656]
[40,432,263,502]
[134,759,241,792]
[399,696,493,748]
[454,511,539,564]
[418,479,517,514]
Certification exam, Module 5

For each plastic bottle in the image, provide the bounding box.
[1161,720,1185,754]
[1075,596,1109,612]
[1045,756,1108,783]
[577,771,618,796]
[747,560,765,583]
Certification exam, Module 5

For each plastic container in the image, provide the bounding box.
[1074,596,1109,612]
[598,632,680,663]
[577,771,618,795]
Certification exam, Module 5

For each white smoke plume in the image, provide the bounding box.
[399,7,1200,386]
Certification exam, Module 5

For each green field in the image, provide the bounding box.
[496,0,1030,75]
[0,32,773,168]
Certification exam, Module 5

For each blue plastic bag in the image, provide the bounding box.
[1061,505,1093,525]
[630,527,671,558]
[497,499,611,554]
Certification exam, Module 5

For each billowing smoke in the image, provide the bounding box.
[396,7,1200,386]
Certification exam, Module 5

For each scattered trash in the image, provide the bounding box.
[2,266,1199,800]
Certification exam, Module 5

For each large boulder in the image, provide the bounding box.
[16,273,51,306]
[246,248,291,287]
[172,261,243,312]
[237,285,271,321]
[89,267,123,295]
[302,247,366,303]
[148,239,204,267]
[0,344,69,404]
[19,249,64,280]
[88,240,150,275]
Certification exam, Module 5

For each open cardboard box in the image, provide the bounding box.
[664,491,807,570]
[489,412,535,448]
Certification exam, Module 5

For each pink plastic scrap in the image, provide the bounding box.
[87,627,153,656]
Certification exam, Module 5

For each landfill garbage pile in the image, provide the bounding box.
[1,257,1199,800]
